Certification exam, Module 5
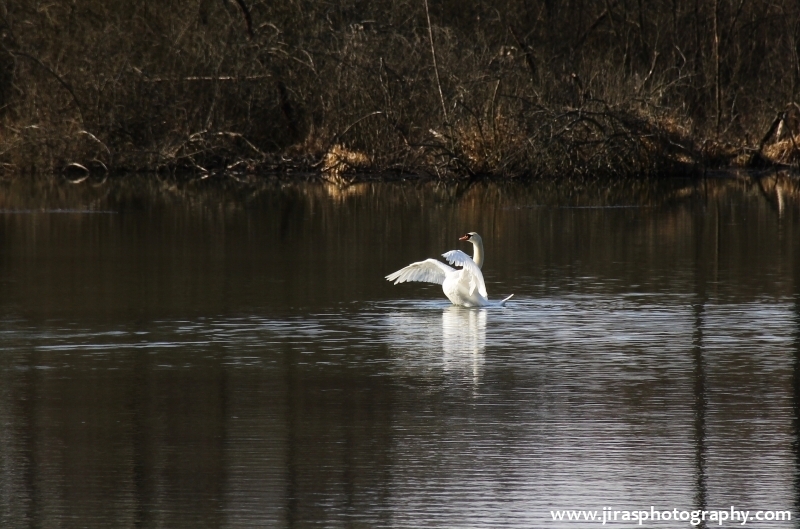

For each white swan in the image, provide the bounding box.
[385,232,513,307]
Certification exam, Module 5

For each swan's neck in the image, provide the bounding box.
[472,240,484,269]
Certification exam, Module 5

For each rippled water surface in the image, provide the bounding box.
[1,176,799,528]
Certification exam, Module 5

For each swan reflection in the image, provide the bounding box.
[386,305,487,382]
[442,306,486,382]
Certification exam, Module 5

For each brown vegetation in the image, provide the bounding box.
[1,0,800,180]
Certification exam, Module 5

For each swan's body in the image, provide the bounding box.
[385,232,513,307]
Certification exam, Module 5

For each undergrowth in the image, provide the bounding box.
[1,0,800,180]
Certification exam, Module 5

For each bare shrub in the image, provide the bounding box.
[1,0,799,178]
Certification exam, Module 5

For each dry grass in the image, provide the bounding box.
[321,145,372,184]
[762,136,800,166]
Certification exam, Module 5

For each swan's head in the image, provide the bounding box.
[458,232,484,268]
[459,232,481,244]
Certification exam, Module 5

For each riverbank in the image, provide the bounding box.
[2,1,800,181]
[1,167,798,218]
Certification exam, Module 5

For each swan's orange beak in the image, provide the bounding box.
[458,234,470,241]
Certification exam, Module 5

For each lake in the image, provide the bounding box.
[0,174,798,528]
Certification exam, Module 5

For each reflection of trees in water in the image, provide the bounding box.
[692,194,709,529]
[5,172,799,214]
[791,171,800,504]
[794,293,800,515]
[756,172,800,217]
[692,299,708,529]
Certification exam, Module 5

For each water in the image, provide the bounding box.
[0,175,798,528]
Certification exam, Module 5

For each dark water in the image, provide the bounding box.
[1,175,799,528]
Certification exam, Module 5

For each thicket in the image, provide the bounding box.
[1,0,799,180]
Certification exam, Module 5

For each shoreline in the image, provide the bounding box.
[50,162,798,186]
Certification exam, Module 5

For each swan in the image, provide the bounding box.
[385,232,513,307]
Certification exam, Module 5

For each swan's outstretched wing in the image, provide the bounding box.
[386,259,454,285]
[442,250,488,298]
